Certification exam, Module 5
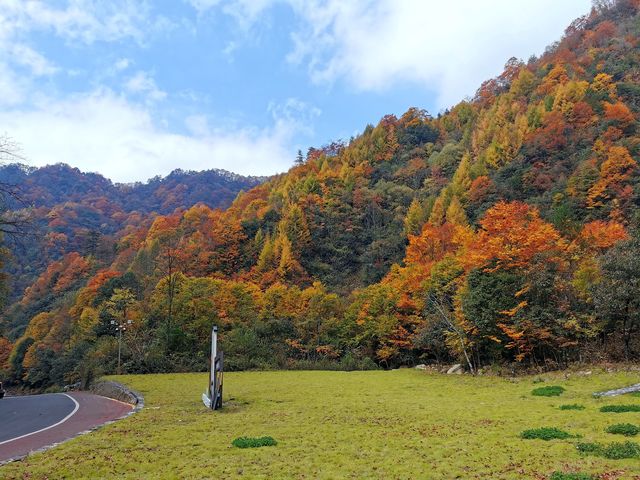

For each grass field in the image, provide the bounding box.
[4,369,640,479]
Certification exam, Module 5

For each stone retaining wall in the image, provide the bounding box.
[90,380,144,412]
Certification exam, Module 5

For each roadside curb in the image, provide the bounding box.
[0,381,144,466]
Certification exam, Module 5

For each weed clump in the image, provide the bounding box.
[532,386,565,397]
[232,436,278,449]
[576,441,640,459]
[549,473,594,480]
[600,404,640,413]
[559,404,585,411]
[520,427,573,440]
[576,442,602,455]
[606,423,640,436]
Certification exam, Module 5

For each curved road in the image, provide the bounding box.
[0,392,133,462]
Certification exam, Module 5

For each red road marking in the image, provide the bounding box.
[0,392,134,462]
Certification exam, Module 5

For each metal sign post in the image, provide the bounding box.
[202,325,223,410]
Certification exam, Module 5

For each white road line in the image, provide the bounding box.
[0,393,80,446]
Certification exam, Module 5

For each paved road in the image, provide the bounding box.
[0,392,133,462]
[0,393,78,444]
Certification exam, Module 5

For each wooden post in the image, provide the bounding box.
[203,325,223,410]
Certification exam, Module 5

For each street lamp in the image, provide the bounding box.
[111,319,133,374]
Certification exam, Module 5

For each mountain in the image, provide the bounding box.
[0,163,264,313]
[2,0,640,388]
[0,163,265,213]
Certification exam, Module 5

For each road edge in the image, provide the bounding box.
[0,381,144,466]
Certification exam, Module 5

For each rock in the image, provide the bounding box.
[63,381,81,391]
[447,364,463,375]
[594,382,640,397]
[414,364,428,370]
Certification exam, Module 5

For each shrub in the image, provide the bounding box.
[532,385,565,397]
[520,427,573,440]
[549,473,594,480]
[606,423,640,436]
[559,404,585,411]
[576,441,640,459]
[576,442,602,455]
[232,436,278,449]
[602,441,640,459]
[600,404,640,413]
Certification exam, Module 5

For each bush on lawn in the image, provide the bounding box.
[576,441,640,459]
[549,473,594,480]
[576,442,602,455]
[520,427,573,440]
[232,436,278,449]
[606,423,640,436]
[532,386,565,397]
[600,404,640,413]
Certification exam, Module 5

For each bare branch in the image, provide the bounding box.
[0,134,25,163]
[427,292,475,374]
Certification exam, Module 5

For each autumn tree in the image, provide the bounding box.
[404,198,430,236]
[0,336,12,370]
[466,201,564,272]
[148,215,182,350]
[587,145,636,212]
[592,238,640,360]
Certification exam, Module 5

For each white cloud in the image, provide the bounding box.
[268,97,321,137]
[124,71,167,103]
[0,0,169,109]
[0,1,311,182]
[11,44,58,76]
[189,0,592,109]
[0,0,597,183]
[0,0,169,46]
[285,0,593,108]
[0,90,304,182]
[186,0,273,27]
[186,0,223,15]
[0,62,26,106]
[222,40,238,58]
[114,58,131,72]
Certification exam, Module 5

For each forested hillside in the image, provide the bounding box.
[0,164,263,336]
[2,0,640,388]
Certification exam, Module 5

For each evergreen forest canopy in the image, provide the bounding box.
[2,0,640,389]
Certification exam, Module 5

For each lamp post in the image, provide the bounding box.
[111,318,133,374]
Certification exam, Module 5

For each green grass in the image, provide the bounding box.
[606,423,640,436]
[549,472,594,480]
[577,441,640,459]
[520,427,574,440]
[4,370,640,479]
[600,404,640,413]
[532,385,566,397]
[560,404,586,411]
[232,436,277,448]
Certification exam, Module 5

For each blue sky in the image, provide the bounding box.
[0,0,591,182]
